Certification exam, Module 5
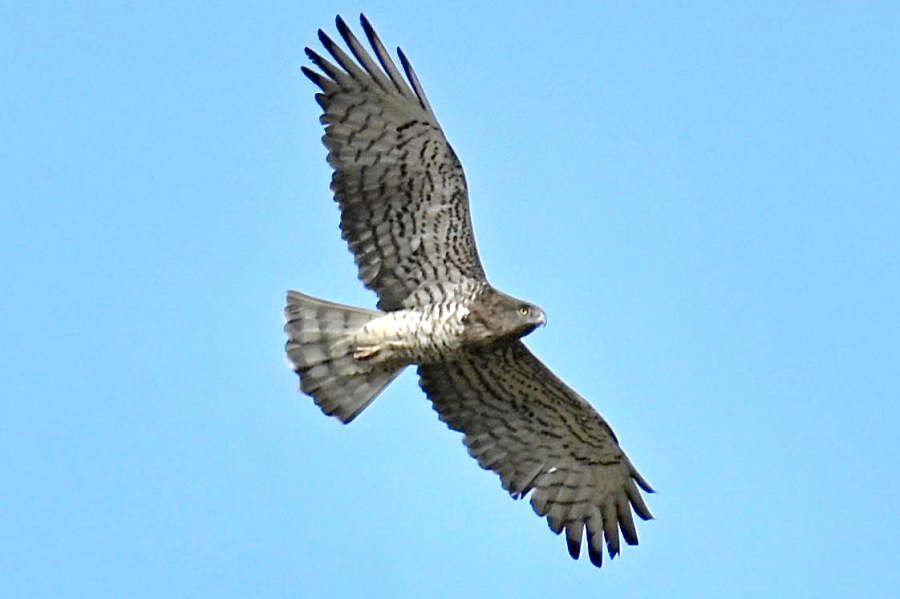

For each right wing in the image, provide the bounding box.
[304,15,486,311]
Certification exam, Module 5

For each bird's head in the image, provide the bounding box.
[508,301,547,336]
[464,289,546,347]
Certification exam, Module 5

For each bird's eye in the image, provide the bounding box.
[518,305,530,316]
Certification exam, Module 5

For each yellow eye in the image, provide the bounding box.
[518,306,530,316]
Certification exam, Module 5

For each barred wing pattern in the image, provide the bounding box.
[304,16,485,311]
[418,341,654,566]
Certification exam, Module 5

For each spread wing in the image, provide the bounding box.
[418,341,654,567]
[303,15,486,311]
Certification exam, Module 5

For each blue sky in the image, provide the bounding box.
[2,1,899,597]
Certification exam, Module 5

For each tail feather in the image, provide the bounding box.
[284,291,404,423]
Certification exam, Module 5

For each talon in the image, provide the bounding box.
[353,345,381,360]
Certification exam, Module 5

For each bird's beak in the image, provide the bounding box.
[537,309,547,327]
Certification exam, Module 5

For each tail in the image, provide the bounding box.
[284,290,405,423]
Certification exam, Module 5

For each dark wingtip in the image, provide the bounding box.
[397,47,412,74]
[607,542,620,560]
[588,542,603,568]
[300,65,328,91]
[359,13,376,38]
[633,469,655,493]
[635,503,655,521]
[317,28,336,51]
[567,537,581,560]
[335,15,351,38]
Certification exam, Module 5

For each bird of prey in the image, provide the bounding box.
[284,14,653,568]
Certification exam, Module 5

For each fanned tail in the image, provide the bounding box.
[284,291,405,423]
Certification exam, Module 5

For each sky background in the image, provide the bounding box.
[2,1,899,597]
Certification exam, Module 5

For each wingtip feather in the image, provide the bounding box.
[565,522,584,560]
[588,535,604,568]
[567,536,581,560]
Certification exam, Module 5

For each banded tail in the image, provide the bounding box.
[284,291,405,423]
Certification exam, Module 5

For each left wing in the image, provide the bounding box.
[417,341,654,567]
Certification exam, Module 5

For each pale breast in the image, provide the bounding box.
[353,302,471,365]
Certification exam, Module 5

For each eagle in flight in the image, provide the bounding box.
[284,14,653,568]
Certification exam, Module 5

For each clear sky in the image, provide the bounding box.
[2,1,899,597]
